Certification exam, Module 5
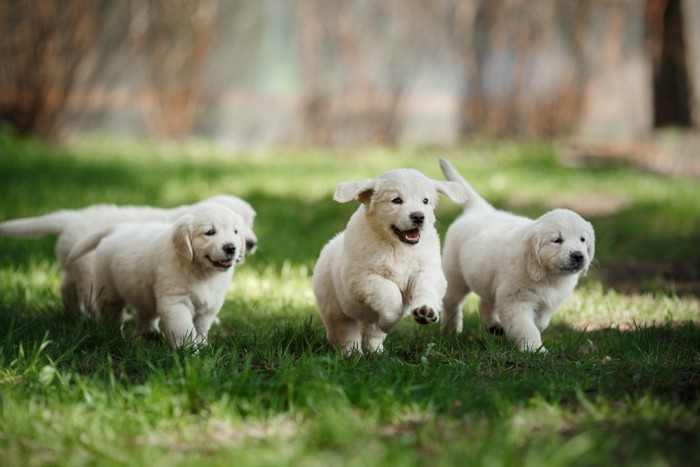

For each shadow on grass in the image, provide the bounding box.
[580,190,700,296]
[0,138,147,212]
[395,315,700,409]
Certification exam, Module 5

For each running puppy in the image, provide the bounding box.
[439,158,595,352]
[0,194,257,315]
[67,203,246,348]
[313,168,467,354]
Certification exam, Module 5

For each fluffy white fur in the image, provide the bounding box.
[312,168,467,354]
[67,203,246,348]
[0,195,256,315]
[439,159,595,352]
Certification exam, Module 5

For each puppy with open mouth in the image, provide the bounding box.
[67,203,247,348]
[0,194,257,317]
[313,168,467,354]
[439,159,595,352]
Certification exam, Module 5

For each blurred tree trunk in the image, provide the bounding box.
[456,0,595,138]
[0,0,219,142]
[295,0,418,145]
[455,1,484,136]
[295,0,331,144]
[648,0,692,127]
[129,0,219,138]
[0,0,107,141]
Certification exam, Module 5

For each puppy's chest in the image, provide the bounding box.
[515,283,569,314]
[368,254,420,289]
[186,276,230,314]
[189,293,214,314]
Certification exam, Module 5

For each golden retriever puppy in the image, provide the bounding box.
[313,168,467,354]
[67,203,246,348]
[439,159,595,352]
[0,195,256,315]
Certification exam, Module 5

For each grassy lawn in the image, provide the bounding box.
[0,130,698,466]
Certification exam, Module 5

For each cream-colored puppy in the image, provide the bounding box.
[67,203,246,348]
[439,159,595,352]
[0,195,256,315]
[313,168,467,354]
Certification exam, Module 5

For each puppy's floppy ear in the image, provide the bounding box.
[235,224,247,265]
[582,221,596,275]
[525,231,547,282]
[333,179,375,205]
[172,216,194,262]
[434,180,468,205]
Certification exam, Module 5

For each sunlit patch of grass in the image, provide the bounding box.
[556,281,699,331]
[0,259,62,312]
[226,261,316,319]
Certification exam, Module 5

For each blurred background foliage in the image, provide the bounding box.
[1,0,699,148]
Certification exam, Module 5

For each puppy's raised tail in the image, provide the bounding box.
[66,227,113,263]
[438,158,492,211]
[0,211,79,237]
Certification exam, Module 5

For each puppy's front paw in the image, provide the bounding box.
[412,305,438,325]
[518,341,548,353]
[378,316,401,334]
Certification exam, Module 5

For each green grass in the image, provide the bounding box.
[0,131,698,466]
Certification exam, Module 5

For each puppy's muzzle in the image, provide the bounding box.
[207,243,237,270]
[392,211,425,245]
[565,251,586,272]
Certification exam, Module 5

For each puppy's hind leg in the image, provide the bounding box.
[60,277,81,318]
[88,281,125,325]
[361,322,387,353]
[440,246,469,333]
[325,314,363,355]
[133,311,161,340]
[61,259,92,317]
[98,300,126,325]
[441,278,469,334]
[315,281,362,354]
[477,299,502,335]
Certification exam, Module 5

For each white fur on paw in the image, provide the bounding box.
[520,342,548,353]
[412,305,438,325]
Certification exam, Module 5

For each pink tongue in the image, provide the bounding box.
[405,230,420,241]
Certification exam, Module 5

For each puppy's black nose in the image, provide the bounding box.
[223,243,237,256]
[570,251,584,264]
[410,212,425,227]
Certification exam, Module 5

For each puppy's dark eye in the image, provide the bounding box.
[204,229,216,236]
[580,237,586,242]
[235,229,239,235]
[552,237,563,244]
[423,198,429,205]
[392,197,403,204]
